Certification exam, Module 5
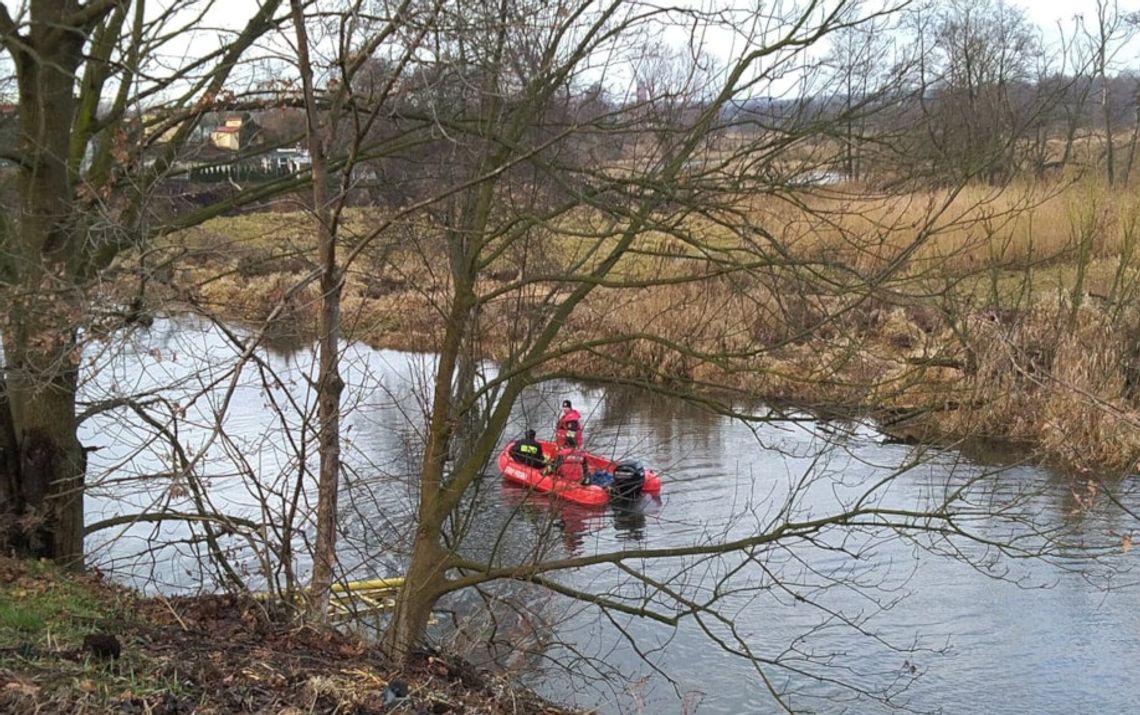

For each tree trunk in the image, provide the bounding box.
[1098,14,1115,187]
[386,520,450,660]
[0,1,92,566]
[1,357,85,563]
[289,0,344,623]
[383,269,476,657]
[2,300,86,563]
[1103,81,1115,186]
[0,375,22,547]
[1121,93,1140,186]
[1060,118,1078,169]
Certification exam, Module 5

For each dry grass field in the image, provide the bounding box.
[151,176,1140,473]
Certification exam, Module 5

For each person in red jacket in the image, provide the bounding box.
[547,437,591,485]
[555,399,584,449]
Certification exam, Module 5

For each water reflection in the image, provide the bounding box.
[79,316,1140,715]
[610,502,650,542]
[258,323,313,361]
[496,484,660,556]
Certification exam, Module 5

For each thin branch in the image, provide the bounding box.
[0,148,28,169]
[85,510,263,537]
[445,505,969,594]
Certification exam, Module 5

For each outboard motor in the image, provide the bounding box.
[611,461,646,500]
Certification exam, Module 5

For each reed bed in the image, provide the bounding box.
[159,177,1140,473]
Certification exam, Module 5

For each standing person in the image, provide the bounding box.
[555,399,584,449]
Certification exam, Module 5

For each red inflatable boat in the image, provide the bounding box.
[499,439,662,507]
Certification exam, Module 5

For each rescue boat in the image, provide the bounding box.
[498,439,662,507]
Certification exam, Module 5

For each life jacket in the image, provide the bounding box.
[511,440,545,467]
[555,409,584,448]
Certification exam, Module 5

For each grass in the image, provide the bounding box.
[152,175,1140,473]
[0,559,119,649]
[0,556,582,715]
[0,606,44,634]
[0,557,190,712]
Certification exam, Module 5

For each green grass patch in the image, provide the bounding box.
[0,604,46,633]
[0,558,195,710]
[0,560,126,649]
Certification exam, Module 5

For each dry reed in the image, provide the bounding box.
[159,177,1140,472]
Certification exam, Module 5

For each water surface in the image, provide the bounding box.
[80,317,1138,713]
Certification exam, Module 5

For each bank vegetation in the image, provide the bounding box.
[157,175,1140,473]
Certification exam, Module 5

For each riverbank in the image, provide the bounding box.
[0,557,578,714]
[139,183,1140,475]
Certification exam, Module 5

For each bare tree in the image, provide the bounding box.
[286,0,437,620]
[317,0,1071,671]
[903,0,1044,183]
[0,0,300,563]
[288,0,346,623]
[4,0,1127,709]
[828,20,890,181]
[1083,0,1139,186]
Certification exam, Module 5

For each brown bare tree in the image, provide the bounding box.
[1083,0,1139,185]
[0,0,291,564]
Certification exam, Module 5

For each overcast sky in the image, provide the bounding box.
[1026,0,1139,27]
[146,0,1140,61]
[2,0,1138,105]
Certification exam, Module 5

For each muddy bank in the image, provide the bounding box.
[0,558,578,715]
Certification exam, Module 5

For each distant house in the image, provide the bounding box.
[210,124,241,151]
[141,112,183,144]
[209,114,260,151]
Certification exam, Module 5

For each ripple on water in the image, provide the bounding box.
[81,318,1140,714]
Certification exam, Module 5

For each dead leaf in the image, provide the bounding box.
[337,643,364,657]
[4,681,41,697]
[1123,533,1133,553]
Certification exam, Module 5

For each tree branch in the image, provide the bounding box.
[445,505,960,594]
[0,148,29,169]
[508,570,681,626]
[85,510,262,536]
[75,388,173,424]
[0,3,16,39]
[66,0,126,31]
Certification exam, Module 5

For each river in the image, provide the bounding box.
[79,317,1139,713]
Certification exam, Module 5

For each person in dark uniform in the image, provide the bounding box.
[509,429,547,469]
